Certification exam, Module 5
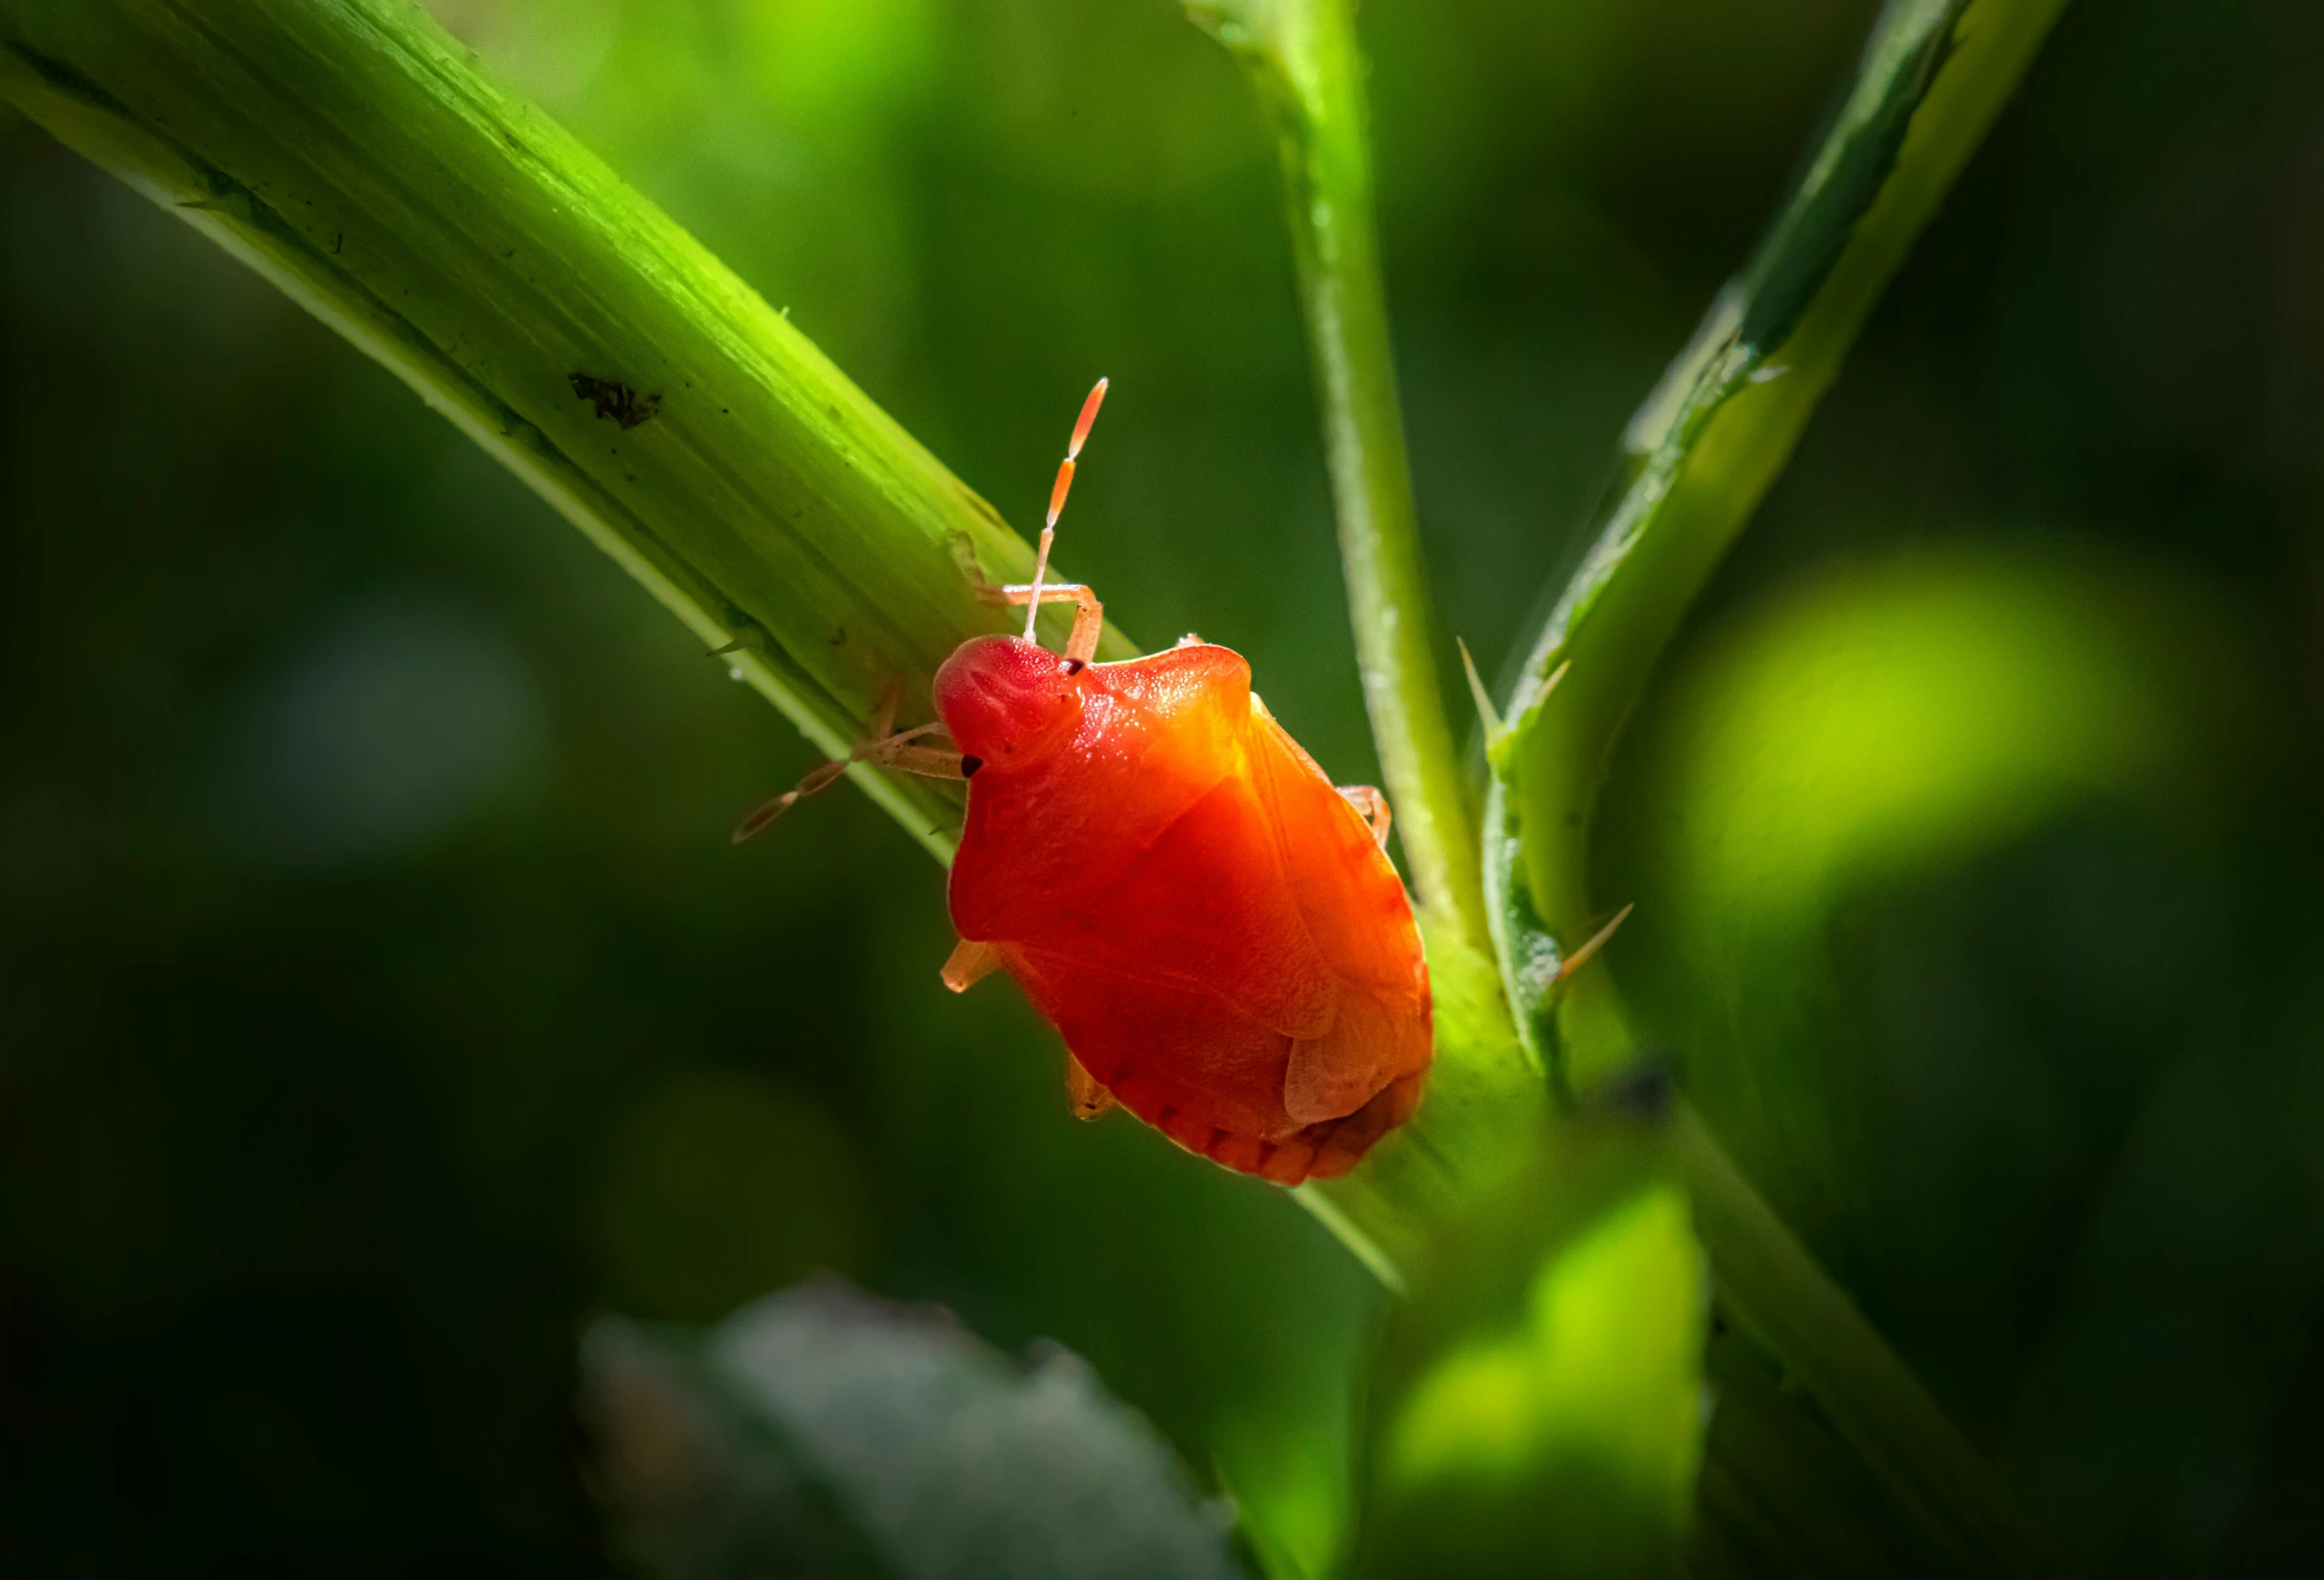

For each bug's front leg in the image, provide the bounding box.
[1337,785,1393,849]
[857,727,968,781]
[733,685,967,842]
[851,678,970,780]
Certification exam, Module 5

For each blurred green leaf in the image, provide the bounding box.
[1671,1101,2053,1576]
[1358,1106,1706,1579]
[1690,1314,1969,1579]
[1606,545,2287,1574]
[585,1278,1245,1580]
[1210,1411,1351,1580]
[2000,974,2324,1573]
[1621,544,2253,1241]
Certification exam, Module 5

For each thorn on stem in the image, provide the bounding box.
[1457,638,1501,735]
[1553,901,1635,986]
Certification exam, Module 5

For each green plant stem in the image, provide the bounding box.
[1188,0,1484,954]
[1185,0,1556,1285]
[0,0,1131,868]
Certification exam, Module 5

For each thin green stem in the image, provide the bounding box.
[1189,0,1484,954]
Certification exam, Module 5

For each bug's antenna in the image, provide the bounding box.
[1025,376,1108,643]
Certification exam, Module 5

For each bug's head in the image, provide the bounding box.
[934,635,1084,768]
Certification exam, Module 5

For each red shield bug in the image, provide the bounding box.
[739,381,1433,1184]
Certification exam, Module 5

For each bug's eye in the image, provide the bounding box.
[960,755,983,778]
[1061,659,1085,676]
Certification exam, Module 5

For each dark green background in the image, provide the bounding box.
[5,0,2323,1572]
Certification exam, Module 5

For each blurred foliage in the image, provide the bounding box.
[1360,1106,1705,1578]
[6,0,2324,1575]
[584,1279,1240,1579]
[1614,543,2255,1262]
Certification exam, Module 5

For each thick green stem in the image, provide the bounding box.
[0,0,1130,869]
[1189,0,1484,954]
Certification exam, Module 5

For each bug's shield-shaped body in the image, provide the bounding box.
[936,635,1433,1185]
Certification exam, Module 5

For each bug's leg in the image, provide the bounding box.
[859,728,968,780]
[879,745,970,778]
[732,758,852,843]
[1337,785,1393,849]
[735,688,966,842]
[1552,902,1636,985]
[1061,586,1105,665]
[862,678,900,743]
[1065,1054,1115,1121]
[941,938,1002,992]
[851,681,972,776]
[992,582,1106,666]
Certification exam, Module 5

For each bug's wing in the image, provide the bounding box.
[1022,770,1342,1042]
[1243,698,1434,1125]
[1282,988,1421,1125]
[1244,699,1429,999]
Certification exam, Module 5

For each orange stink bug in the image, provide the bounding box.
[739,381,1433,1185]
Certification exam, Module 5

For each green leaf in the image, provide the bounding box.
[1466,1,2075,1572]
[0,0,1131,867]
[1670,1104,2052,1577]
[1357,1106,1707,1579]
[584,1278,1245,1580]
[1481,0,2071,1094]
